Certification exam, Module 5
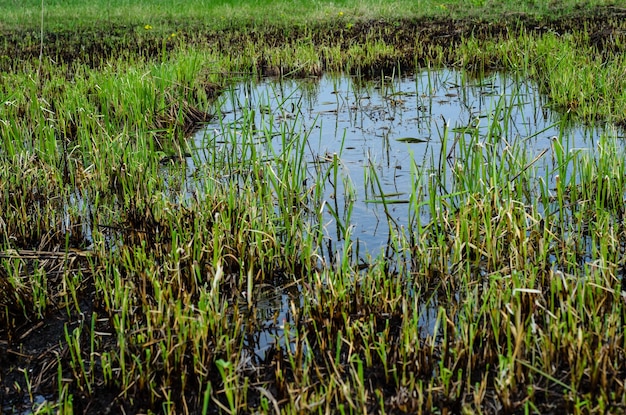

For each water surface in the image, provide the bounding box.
[193,70,607,258]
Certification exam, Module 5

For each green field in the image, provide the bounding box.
[1,0,626,413]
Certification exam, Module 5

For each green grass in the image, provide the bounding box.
[1,0,626,413]
[2,0,617,30]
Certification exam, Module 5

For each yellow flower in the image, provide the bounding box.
[170,33,177,38]
[144,24,153,30]
[338,11,344,17]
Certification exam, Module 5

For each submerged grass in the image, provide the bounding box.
[1,0,626,413]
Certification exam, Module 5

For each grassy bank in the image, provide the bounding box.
[1,0,626,413]
[3,1,626,123]
[4,0,618,29]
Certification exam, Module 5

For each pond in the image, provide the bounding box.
[191,69,608,262]
[186,68,616,358]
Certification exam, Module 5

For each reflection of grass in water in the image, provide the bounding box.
[1,5,626,413]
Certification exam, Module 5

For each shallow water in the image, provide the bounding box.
[185,69,620,356]
[193,69,607,258]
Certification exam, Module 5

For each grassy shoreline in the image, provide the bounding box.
[3,3,626,124]
[2,1,626,413]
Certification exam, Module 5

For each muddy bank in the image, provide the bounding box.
[2,5,625,73]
